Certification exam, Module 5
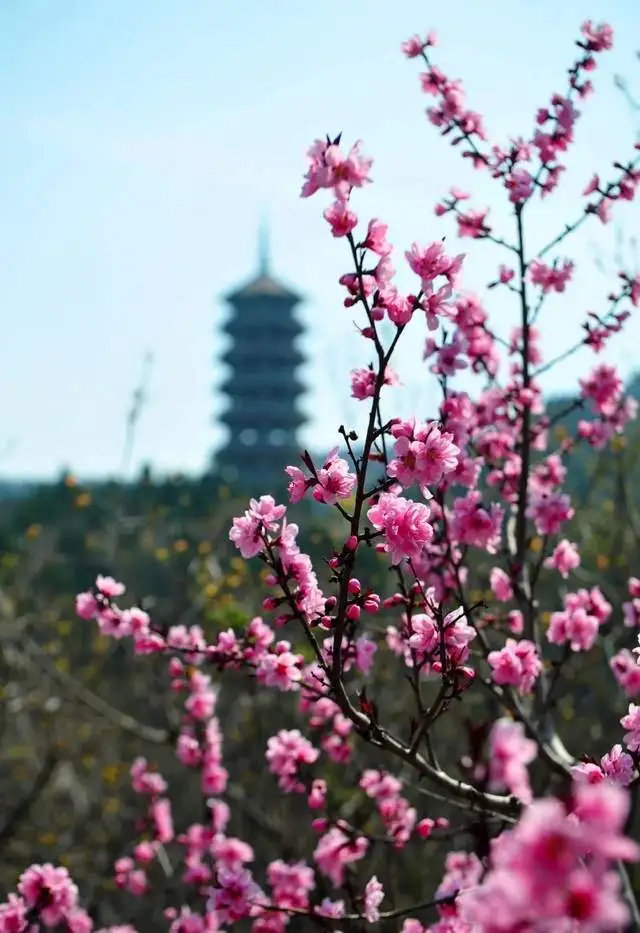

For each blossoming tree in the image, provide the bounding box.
[3,17,640,933]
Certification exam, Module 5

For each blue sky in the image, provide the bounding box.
[1,0,639,480]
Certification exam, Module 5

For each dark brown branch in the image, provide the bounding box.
[0,749,57,848]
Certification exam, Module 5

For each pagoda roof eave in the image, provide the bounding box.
[223,273,303,303]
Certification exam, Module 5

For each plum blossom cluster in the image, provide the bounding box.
[367,492,435,565]
[488,719,537,803]
[623,577,640,629]
[0,866,96,933]
[432,782,639,931]
[578,362,638,448]
[488,638,542,695]
[529,258,574,294]
[387,418,460,497]
[286,448,356,506]
[359,770,418,847]
[543,538,581,579]
[5,16,640,933]
[68,576,393,929]
[611,647,640,699]
[385,602,476,686]
[572,744,635,788]
[70,573,451,926]
[229,496,326,625]
[404,19,625,212]
[548,586,612,652]
[350,363,400,400]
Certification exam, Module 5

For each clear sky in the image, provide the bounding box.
[1,0,639,481]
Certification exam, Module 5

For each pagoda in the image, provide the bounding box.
[214,225,306,491]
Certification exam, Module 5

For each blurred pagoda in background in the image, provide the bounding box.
[214,223,306,491]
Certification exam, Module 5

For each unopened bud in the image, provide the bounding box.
[363,594,381,613]
[416,818,435,839]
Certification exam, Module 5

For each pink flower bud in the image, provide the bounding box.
[417,818,435,839]
[363,594,381,613]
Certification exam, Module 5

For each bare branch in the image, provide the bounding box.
[0,749,57,848]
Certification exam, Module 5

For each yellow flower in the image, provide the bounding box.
[561,701,574,722]
[93,633,109,654]
[102,763,121,785]
[25,523,42,540]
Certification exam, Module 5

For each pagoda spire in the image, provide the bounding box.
[258,214,270,276]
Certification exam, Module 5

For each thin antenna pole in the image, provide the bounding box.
[258,214,270,275]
